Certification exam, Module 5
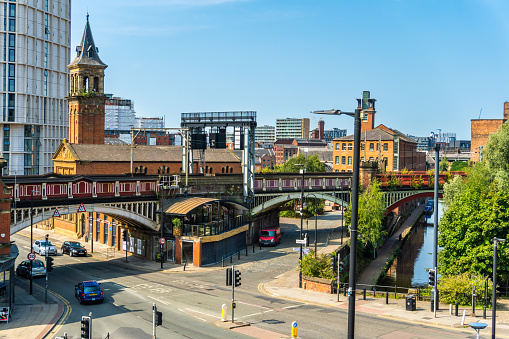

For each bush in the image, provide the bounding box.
[300,250,334,279]
[279,210,296,218]
[437,273,491,306]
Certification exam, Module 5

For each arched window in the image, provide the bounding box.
[166,168,169,174]
[230,167,233,173]
[83,77,89,91]
[222,167,225,173]
[93,77,99,92]
[144,167,147,174]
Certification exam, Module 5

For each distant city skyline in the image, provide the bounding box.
[72,0,509,140]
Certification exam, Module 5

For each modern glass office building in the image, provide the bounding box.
[0,0,70,175]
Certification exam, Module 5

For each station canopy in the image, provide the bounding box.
[164,197,247,216]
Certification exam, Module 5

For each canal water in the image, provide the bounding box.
[380,202,443,288]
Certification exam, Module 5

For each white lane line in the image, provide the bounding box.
[184,308,221,319]
[283,305,300,309]
[148,296,170,305]
[263,309,274,313]
[178,308,207,322]
[238,312,263,319]
[235,300,271,309]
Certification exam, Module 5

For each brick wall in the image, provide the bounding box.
[303,276,332,293]
[0,181,11,255]
[471,119,504,163]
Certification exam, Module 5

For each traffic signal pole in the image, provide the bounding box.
[45,234,48,304]
[231,265,235,324]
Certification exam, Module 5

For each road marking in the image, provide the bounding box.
[178,308,207,322]
[283,305,300,309]
[148,296,170,305]
[238,312,263,319]
[184,308,221,319]
[235,300,271,309]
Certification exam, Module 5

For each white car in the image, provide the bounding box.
[33,240,57,256]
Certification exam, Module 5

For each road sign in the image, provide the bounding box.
[27,253,36,261]
[296,239,306,245]
[52,208,60,218]
[159,238,166,245]
[77,202,86,213]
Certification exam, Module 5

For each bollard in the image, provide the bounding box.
[183,262,187,271]
[386,291,389,304]
[374,288,376,298]
[221,304,227,322]
[363,288,366,300]
[472,286,476,316]
[291,321,298,338]
[455,303,459,316]
[461,310,466,326]
[222,257,224,267]
[449,304,452,315]
[343,285,347,296]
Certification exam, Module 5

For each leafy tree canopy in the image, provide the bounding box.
[278,153,326,173]
[449,161,468,172]
[439,157,449,172]
[484,121,509,191]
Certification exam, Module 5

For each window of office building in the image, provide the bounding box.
[342,143,346,150]
[342,156,346,165]
[370,143,374,151]
[384,143,388,151]
[335,143,340,150]
[348,156,352,165]
[335,156,339,165]
[361,143,365,151]
[348,143,352,150]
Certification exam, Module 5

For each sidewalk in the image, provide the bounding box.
[0,284,63,339]
[357,205,425,286]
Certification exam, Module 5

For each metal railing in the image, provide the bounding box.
[181,215,246,237]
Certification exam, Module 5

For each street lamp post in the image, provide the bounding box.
[431,131,440,314]
[295,164,305,288]
[30,190,34,295]
[492,237,505,339]
[312,107,362,339]
[159,184,165,270]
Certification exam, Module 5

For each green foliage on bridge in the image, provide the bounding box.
[439,122,509,287]
[259,154,326,173]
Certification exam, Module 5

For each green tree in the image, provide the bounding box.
[442,175,465,209]
[439,157,449,172]
[449,161,468,172]
[278,153,326,173]
[484,121,509,191]
[344,180,386,257]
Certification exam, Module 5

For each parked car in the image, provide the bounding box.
[75,280,104,304]
[61,241,87,257]
[259,226,281,246]
[16,259,46,279]
[33,240,57,256]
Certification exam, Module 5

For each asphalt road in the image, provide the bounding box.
[11,211,475,338]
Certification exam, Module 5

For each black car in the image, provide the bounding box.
[61,241,87,257]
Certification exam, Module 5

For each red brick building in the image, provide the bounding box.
[470,102,509,163]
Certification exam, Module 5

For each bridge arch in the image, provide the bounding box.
[10,201,159,235]
[251,192,348,216]
[384,191,443,214]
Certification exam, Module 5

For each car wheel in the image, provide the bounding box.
[70,252,73,257]
[61,248,64,254]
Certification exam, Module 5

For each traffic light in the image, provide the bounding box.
[226,268,232,286]
[428,269,435,286]
[47,257,54,272]
[122,230,128,241]
[81,316,91,339]
[234,269,241,287]
[329,255,337,273]
[156,311,162,326]
[338,260,345,273]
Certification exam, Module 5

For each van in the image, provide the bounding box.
[259,226,281,246]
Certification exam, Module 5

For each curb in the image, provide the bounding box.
[40,304,64,339]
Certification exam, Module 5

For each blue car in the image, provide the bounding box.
[75,280,104,304]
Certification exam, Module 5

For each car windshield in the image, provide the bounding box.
[261,231,276,237]
[33,261,45,268]
[84,285,101,293]
[70,243,83,248]
[39,241,54,247]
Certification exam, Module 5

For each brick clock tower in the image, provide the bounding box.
[67,15,108,144]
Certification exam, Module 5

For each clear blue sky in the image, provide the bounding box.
[72,0,509,140]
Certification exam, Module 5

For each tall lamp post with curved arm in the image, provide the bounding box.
[312,107,362,339]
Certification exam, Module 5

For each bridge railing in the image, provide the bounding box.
[182,215,246,237]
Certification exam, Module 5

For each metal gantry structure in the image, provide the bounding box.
[180,111,257,203]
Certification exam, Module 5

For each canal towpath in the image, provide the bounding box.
[357,205,426,286]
